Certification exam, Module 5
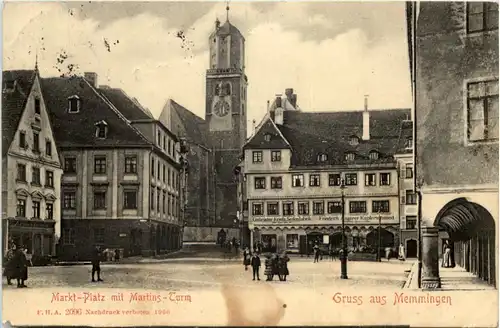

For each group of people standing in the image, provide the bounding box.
[242,247,290,282]
[3,243,30,288]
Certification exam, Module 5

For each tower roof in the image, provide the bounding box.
[211,20,244,39]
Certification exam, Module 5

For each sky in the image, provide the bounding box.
[3,1,412,132]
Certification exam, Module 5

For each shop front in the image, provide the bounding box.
[249,214,400,254]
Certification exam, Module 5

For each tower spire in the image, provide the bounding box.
[34,49,39,72]
[226,1,230,21]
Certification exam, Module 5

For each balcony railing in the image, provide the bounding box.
[207,68,243,75]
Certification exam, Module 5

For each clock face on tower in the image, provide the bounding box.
[213,100,230,117]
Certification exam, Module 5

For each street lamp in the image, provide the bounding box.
[378,209,382,262]
[340,178,348,279]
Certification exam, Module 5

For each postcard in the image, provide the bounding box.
[1,1,498,327]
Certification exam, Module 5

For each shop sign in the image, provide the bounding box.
[251,215,396,225]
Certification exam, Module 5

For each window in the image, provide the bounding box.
[298,202,309,215]
[405,137,413,150]
[64,157,77,173]
[163,136,167,150]
[167,194,171,215]
[94,191,106,209]
[63,192,76,209]
[33,132,40,153]
[157,131,162,147]
[157,162,160,180]
[68,96,80,113]
[327,201,342,214]
[252,151,263,163]
[242,104,245,116]
[349,136,359,146]
[345,173,357,186]
[380,173,391,186]
[372,200,390,213]
[406,190,417,205]
[168,168,171,185]
[32,167,41,185]
[252,203,264,215]
[19,131,26,148]
[96,123,108,139]
[124,190,138,209]
[283,202,294,216]
[45,170,54,187]
[467,79,499,142]
[406,216,417,229]
[345,152,355,161]
[16,199,26,217]
[267,202,279,215]
[45,140,52,157]
[151,158,155,178]
[32,201,40,218]
[369,151,379,160]
[349,201,366,213]
[46,203,53,220]
[16,164,26,181]
[292,174,304,187]
[157,188,161,212]
[223,83,232,96]
[313,201,324,215]
[270,176,282,189]
[309,174,321,187]
[271,150,281,162]
[328,173,341,186]
[163,165,166,183]
[125,156,137,174]
[365,173,376,186]
[168,139,172,155]
[254,177,266,189]
[162,191,166,213]
[150,189,155,210]
[467,2,498,33]
[63,228,75,245]
[34,98,41,115]
[93,228,105,244]
[264,134,272,142]
[317,153,328,162]
[405,165,413,179]
[94,157,107,174]
[286,234,299,249]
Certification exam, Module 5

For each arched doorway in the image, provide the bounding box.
[329,232,345,249]
[406,239,417,258]
[366,228,395,257]
[434,198,496,287]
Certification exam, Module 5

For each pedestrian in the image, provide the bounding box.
[398,243,406,261]
[91,245,103,282]
[114,249,120,262]
[442,241,452,268]
[278,252,290,281]
[264,254,273,281]
[313,244,320,263]
[234,240,240,256]
[329,245,337,261]
[243,247,251,270]
[4,244,16,285]
[251,253,261,281]
[13,245,28,288]
[271,253,280,280]
[385,246,392,261]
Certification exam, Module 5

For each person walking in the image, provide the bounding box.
[442,241,452,268]
[114,249,120,262]
[243,247,251,270]
[384,246,392,261]
[313,244,320,263]
[398,243,406,261]
[278,252,290,281]
[264,254,273,281]
[4,244,16,285]
[91,246,103,282]
[13,246,28,288]
[251,253,261,281]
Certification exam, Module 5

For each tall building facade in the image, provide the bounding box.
[2,69,63,260]
[40,73,182,260]
[411,2,498,287]
[160,12,247,239]
[243,90,411,255]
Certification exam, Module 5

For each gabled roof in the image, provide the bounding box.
[2,70,37,156]
[41,76,151,148]
[243,116,291,150]
[98,88,153,120]
[169,99,210,148]
[211,20,244,39]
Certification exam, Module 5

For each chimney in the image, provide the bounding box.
[285,88,293,99]
[267,100,270,112]
[275,95,282,108]
[84,72,98,88]
[362,95,370,140]
[268,100,275,121]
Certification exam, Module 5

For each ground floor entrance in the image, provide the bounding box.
[58,219,182,261]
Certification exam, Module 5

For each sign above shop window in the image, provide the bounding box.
[251,215,397,225]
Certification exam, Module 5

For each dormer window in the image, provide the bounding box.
[34,98,41,115]
[95,120,108,139]
[369,151,379,160]
[345,152,355,161]
[264,133,272,142]
[405,137,413,149]
[68,95,80,113]
[317,153,328,162]
[349,136,359,146]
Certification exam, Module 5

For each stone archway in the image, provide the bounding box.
[434,198,496,287]
[366,228,395,248]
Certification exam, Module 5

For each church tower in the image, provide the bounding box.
[205,6,247,225]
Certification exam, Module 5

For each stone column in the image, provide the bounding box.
[421,226,441,289]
